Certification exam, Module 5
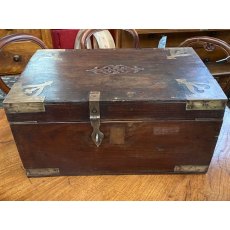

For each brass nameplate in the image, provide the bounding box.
[186,100,226,110]
[26,168,60,177]
[174,165,209,173]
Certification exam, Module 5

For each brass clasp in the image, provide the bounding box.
[89,91,104,147]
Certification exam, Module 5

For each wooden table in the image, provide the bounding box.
[0,107,230,201]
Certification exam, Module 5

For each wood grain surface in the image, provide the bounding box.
[9,120,222,175]
[0,29,52,75]
[0,106,230,201]
[3,48,227,177]
[0,42,44,75]
[4,48,227,121]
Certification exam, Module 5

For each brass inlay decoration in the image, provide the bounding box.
[26,168,60,177]
[3,81,53,113]
[86,65,144,75]
[89,91,104,147]
[22,81,53,97]
[176,79,210,94]
[174,165,209,173]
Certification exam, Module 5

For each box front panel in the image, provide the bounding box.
[10,120,222,176]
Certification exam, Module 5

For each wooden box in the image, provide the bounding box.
[3,48,227,177]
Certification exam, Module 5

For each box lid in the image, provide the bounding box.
[4,48,227,122]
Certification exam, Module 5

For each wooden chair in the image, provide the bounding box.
[75,29,140,49]
[0,33,47,94]
[179,36,230,97]
[74,29,116,49]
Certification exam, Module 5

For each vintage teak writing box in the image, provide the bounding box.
[3,48,227,177]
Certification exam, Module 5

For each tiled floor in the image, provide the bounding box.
[0,75,19,107]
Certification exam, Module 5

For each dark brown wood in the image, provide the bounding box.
[3,48,227,177]
[5,102,225,123]
[5,48,226,102]
[10,120,222,175]
[0,33,47,94]
[4,48,227,122]
[207,62,230,97]
[215,75,230,97]
[0,106,229,200]
[207,62,230,76]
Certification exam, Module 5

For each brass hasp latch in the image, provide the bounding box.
[89,91,104,147]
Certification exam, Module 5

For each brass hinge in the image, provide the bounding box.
[3,81,53,113]
[186,100,226,110]
[26,168,60,177]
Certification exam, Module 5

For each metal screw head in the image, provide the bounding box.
[13,55,21,62]
[92,108,97,113]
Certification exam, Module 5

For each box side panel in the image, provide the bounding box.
[10,120,222,176]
